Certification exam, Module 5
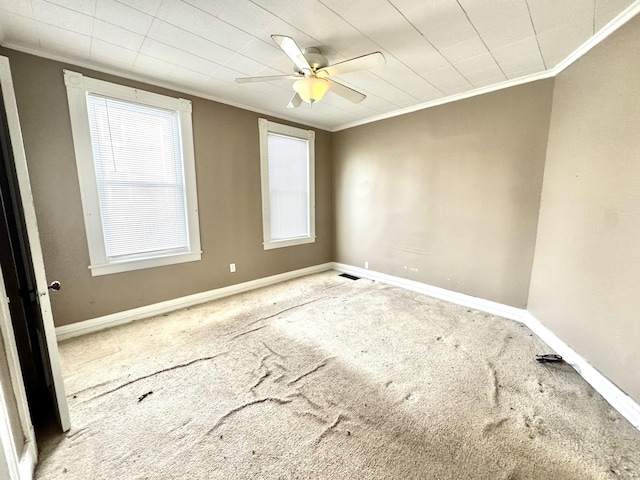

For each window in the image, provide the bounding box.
[258,118,315,250]
[64,70,201,276]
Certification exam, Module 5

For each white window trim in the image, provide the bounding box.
[258,118,316,250]
[64,70,201,276]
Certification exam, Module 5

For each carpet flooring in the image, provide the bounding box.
[35,272,640,479]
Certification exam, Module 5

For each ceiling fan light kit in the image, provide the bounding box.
[293,77,329,104]
[235,35,386,109]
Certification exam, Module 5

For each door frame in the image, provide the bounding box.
[0,261,37,480]
[0,55,70,435]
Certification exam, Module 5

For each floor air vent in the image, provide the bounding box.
[339,273,360,281]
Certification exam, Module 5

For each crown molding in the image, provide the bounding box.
[332,69,555,131]
[551,0,640,75]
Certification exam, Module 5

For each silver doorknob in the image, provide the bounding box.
[48,281,61,291]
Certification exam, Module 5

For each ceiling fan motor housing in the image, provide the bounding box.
[295,47,328,73]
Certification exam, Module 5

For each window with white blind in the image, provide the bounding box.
[64,70,201,276]
[258,118,315,250]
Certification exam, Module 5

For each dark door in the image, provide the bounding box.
[0,82,56,427]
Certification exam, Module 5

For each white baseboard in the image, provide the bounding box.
[56,260,640,431]
[333,262,640,431]
[522,312,640,430]
[331,262,526,322]
[18,440,36,480]
[55,262,333,341]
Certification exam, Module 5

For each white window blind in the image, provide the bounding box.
[258,118,315,250]
[86,94,189,260]
[267,132,309,240]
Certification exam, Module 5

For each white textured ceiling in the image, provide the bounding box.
[0,0,637,130]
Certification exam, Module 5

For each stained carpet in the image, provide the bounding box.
[35,272,640,479]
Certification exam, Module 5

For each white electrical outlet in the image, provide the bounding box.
[364,261,369,269]
[230,263,236,273]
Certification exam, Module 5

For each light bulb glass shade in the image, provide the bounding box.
[292,77,329,103]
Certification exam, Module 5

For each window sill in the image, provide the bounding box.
[89,251,202,276]
[263,236,316,250]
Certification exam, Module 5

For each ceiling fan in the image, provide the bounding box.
[235,35,386,108]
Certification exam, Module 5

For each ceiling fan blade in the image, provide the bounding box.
[271,35,312,73]
[327,79,366,104]
[317,52,386,78]
[235,75,301,84]
[287,92,303,109]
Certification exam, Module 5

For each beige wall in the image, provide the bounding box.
[528,17,640,403]
[2,49,332,327]
[332,80,554,307]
